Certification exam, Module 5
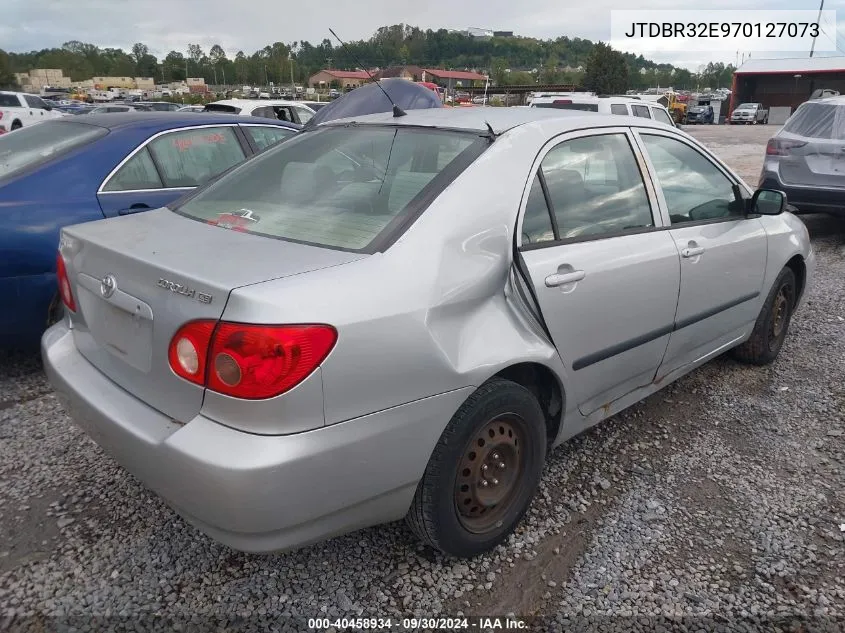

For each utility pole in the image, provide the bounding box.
[290,59,296,97]
[810,0,825,57]
[185,59,189,81]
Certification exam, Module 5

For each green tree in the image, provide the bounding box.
[582,42,629,94]
[0,49,16,88]
[491,57,508,85]
[163,50,186,81]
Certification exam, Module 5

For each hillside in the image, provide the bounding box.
[1,24,723,91]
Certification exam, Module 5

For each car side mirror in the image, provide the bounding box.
[44,105,52,111]
[749,188,786,215]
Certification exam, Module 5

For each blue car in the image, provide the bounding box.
[1,112,300,349]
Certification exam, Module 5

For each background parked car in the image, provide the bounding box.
[0,112,300,349]
[134,101,183,112]
[759,96,845,217]
[685,104,715,124]
[530,94,677,127]
[177,105,207,113]
[0,90,67,133]
[86,104,151,114]
[203,98,316,124]
[730,102,768,124]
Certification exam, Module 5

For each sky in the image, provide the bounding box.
[3,0,845,71]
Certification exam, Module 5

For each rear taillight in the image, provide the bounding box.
[766,138,806,156]
[55,253,76,312]
[168,321,337,399]
[168,320,216,385]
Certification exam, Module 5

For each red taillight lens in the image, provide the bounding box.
[207,324,337,399]
[168,320,215,385]
[766,139,807,156]
[56,253,76,312]
[168,322,337,399]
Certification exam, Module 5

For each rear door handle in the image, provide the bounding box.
[681,246,705,258]
[545,270,586,287]
[118,203,150,215]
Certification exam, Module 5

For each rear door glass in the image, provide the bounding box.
[610,104,629,115]
[147,126,245,187]
[244,125,296,150]
[632,105,652,119]
[102,148,163,191]
[651,108,675,126]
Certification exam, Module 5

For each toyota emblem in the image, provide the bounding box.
[100,274,117,298]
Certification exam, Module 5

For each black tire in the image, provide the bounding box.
[731,267,796,365]
[406,378,547,558]
[11,120,22,130]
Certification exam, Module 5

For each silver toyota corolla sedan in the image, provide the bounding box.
[43,107,815,558]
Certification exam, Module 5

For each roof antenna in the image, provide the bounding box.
[483,120,498,142]
[328,28,406,117]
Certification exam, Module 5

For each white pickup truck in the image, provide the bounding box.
[0,91,67,134]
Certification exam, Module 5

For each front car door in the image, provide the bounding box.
[97,125,250,217]
[518,128,681,414]
[632,129,768,378]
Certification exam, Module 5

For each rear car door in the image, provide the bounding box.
[518,129,681,414]
[633,129,768,378]
[97,125,249,217]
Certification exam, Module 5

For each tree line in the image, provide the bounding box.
[0,24,735,92]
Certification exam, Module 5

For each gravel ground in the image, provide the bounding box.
[1,125,843,632]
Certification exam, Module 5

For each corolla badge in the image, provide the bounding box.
[100,274,117,298]
[157,278,213,304]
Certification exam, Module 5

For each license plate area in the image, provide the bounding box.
[76,276,154,373]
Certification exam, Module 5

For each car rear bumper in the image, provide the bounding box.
[42,320,473,553]
[760,175,845,215]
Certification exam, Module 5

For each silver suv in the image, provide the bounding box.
[759,96,845,217]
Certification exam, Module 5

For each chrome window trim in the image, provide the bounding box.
[97,123,242,195]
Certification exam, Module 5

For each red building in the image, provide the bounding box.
[730,56,845,115]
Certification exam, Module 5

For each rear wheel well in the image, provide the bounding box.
[494,363,563,445]
[11,119,22,129]
[785,255,806,308]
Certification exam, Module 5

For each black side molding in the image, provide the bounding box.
[673,292,760,331]
[572,291,760,372]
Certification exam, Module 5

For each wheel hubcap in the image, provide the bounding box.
[454,416,524,534]
[770,285,791,343]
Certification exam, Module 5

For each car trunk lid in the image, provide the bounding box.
[61,208,365,423]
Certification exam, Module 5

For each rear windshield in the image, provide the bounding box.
[204,103,241,114]
[0,121,107,183]
[736,103,756,109]
[783,102,845,139]
[533,102,599,112]
[174,125,486,252]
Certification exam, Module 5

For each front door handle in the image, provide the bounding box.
[681,246,705,258]
[545,269,586,287]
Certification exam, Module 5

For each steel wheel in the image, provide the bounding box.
[406,378,547,557]
[768,283,793,347]
[454,415,526,534]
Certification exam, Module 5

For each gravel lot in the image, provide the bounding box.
[1,124,843,632]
